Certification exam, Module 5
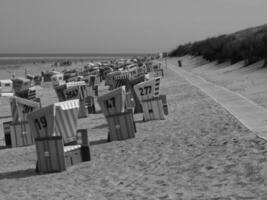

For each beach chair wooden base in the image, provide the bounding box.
[159,94,168,115]
[78,100,88,118]
[141,98,165,121]
[9,121,34,147]
[3,121,12,147]
[94,85,98,96]
[106,110,136,141]
[86,96,96,114]
[88,105,96,114]
[35,136,66,173]
[35,129,91,173]
[64,145,83,168]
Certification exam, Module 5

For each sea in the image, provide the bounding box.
[0,53,155,66]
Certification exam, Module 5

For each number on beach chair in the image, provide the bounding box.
[10,96,40,122]
[97,86,126,116]
[28,99,90,173]
[64,86,80,100]
[134,77,168,121]
[28,99,80,143]
[98,86,136,141]
[133,77,161,101]
[64,84,89,118]
[28,104,55,139]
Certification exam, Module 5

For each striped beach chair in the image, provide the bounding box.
[87,75,100,96]
[105,71,121,90]
[113,72,130,89]
[54,100,80,143]
[98,86,136,141]
[15,87,38,102]
[64,82,91,118]
[66,81,86,88]
[10,96,40,122]
[134,77,168,121]
[28,99,90,173]
[6,96,40,147]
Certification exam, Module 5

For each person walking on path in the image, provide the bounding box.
[178,60,182,67]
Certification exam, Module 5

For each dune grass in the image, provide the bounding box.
[169,24,267,67]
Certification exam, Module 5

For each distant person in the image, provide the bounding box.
[178,60,182,67]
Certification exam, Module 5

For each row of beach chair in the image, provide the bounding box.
[2,63,168,173]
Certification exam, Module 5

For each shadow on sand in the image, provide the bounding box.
[91,123,108,129]
[0,145,10,150]
[90,139,109,146]
[134,119,146,124]
[0,168,38,180]
[0,115,11,119]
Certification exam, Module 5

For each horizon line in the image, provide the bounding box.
[0,53,157,57]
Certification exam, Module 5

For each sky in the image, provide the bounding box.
[0,0,267,54]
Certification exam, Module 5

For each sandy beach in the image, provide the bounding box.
[0,57,267,199]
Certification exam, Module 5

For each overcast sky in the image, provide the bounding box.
[0,0,267,54]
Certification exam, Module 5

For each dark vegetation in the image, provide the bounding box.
[169,24,267,66]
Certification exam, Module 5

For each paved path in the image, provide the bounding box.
[168,60,267,140]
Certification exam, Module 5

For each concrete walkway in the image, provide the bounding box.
[168,61,267,140]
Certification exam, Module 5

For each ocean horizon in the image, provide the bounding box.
[0,53,155,58]
[0,53,156,66]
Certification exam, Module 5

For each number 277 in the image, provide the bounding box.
[139,86,152,96]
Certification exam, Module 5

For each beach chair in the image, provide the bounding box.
[72,81,96,114]
[54,81,93,118]
[15,86,39,102]
[12,77,31,94]
[134,77,168,121]
[153,68,164,77]
[3,121,12,147]
[105,71,121,90]
[51,73,65,87]
[98,86,136,141]
[4,96,40,147]
[112,72,130,89]
[27,99,91,173]
[88,75,100,96]
[85,95,96,114]
[64,85,86,118]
